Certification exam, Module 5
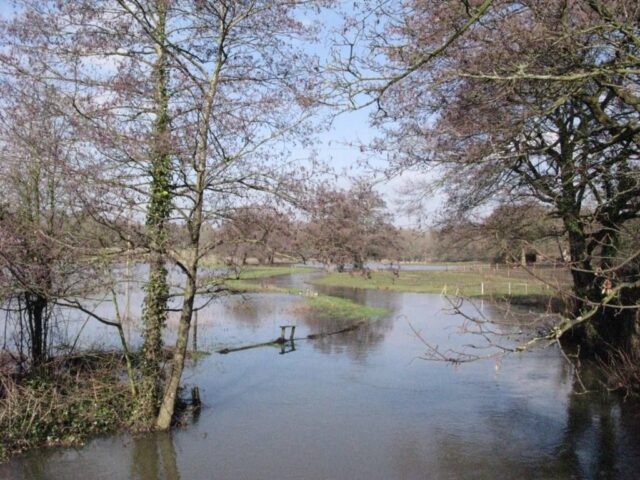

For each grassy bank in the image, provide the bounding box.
[211,266,315,293]
[309,269,569,298]
[303,294,386,321]
[204,266,386,322]
[0,353,136,462]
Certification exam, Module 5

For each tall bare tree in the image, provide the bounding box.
[1,0,332,428]
[336,0,640,357]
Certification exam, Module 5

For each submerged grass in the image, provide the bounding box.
[204,266,386,322]
[304,294,386,321]
[218,267,386,320]
[229,266,315,280]
[211,266,315,293]
[309,269,567,298]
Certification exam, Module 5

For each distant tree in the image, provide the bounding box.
[429,222,495,263]
[480,203,563,265]
[217,205,295,267]
[305,184,400,270]
[395,229,435,263]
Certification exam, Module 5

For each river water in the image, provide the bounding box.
[2,273,639,479]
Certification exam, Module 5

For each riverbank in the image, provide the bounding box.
[1,267,385,462]
[0,352,136,462]
[214,266,387,322]
[308,268,569,300]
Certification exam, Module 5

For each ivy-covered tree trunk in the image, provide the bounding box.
[562,213,639,356]
[156,120,207,431]
[139,0,172,424]
[155,14,227,428]
[156,263,197,429]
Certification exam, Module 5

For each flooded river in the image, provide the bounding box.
[2,273,639,479]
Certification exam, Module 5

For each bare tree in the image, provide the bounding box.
[336,0,640,357]
[0,80,94,367]
[216,204,297,267]
[1,0,333,429]
[304,182,400,270]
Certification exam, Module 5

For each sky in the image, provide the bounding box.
[294,2,444,226]
[0,0,443,227]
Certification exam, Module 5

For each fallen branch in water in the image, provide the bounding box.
[217,321,366,354]
[306,321,365,339]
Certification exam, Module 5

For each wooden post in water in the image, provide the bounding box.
[279,325,296,343]
[192,310,198,353]
[191,386,201,409]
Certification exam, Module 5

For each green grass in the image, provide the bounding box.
[206,266,315,293]
[228,266,315,280]
[204,266,386,321]
[305,294,387,321]
[310,269,567,297]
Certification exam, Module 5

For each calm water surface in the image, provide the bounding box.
[2,273,639,479]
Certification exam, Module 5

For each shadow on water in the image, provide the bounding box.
[131,433,181,480]
[419,374,640,480]
[555,375,640,479]
[2,272,640,479]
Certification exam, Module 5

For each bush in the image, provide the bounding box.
[601,347,640,400]
[0,352,135,461]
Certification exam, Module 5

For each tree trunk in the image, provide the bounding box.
[140,0,171,422]
[562,219,639,355]
[140,256,169,417]
[26,292,48,366]
[156,272,196,430]
[156,6,226,429]
[139,0,171,422]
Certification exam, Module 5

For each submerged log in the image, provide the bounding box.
[306,321,365,339]
[217,339,282,355]
[216,321,366,354]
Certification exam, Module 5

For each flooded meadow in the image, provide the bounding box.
[2,272,639,480]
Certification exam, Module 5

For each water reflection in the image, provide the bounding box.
[0,432,182,480]
[221,296,263,329]
[302,313,393,361]
[279,339,296,355]
[131,433,180,480]
[3,274,640,480]
[303,283,397,360]
[556,374,640,479]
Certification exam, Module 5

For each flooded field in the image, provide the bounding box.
[2,273,639,479]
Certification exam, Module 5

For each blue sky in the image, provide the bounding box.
[0,0,441,226]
